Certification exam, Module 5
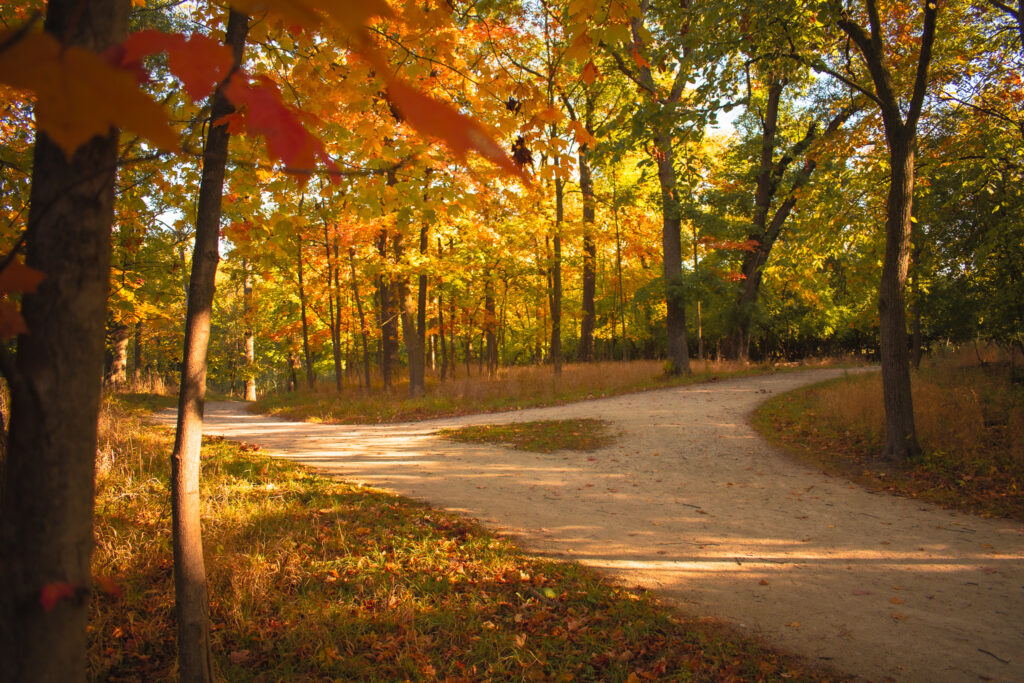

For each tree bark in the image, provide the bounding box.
[578,99,597,362]
[169,11,248,682]
[324,225,343,392]
[108,323,131,385]
[296,234,314,390]
[0,3,127,678]
[242,263,256,401]
[485,280,498,377]
[348,247,372,393]
[549,178,564,376]
[654,133,691,374]
[416,222,429,389]
[133,320,144,383]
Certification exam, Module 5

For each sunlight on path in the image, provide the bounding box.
[155,368,1024,682]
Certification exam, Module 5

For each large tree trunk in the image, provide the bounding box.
[169,11,248,682]
[0,3,127,678]
[654,133,691,374]
[578,101,597,362]
[879,137,922,460]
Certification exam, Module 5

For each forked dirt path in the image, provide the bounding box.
[155,368,1024,682]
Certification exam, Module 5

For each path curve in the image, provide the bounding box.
[155,368,1024,682]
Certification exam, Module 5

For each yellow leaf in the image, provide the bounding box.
[0,30,177,154]
[570,120,598,147]
[229,0,392,35]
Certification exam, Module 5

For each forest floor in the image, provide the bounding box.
[155,367,1024,682]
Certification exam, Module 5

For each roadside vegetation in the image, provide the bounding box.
[754,348,1024,520]
[91,394,850,681]
[438,418,616,453]
[253,358,851,424]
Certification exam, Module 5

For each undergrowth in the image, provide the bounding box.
[754,349,1024,520]
[91,393,849,681]
[255,358,852,425]
[438,419,616,453]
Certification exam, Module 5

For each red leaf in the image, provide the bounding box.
[581,61,600,85]
[119,31,234,102]
[0,300,28,338]
[94,575,123,599]
[39,582,77,612]
[0,258,45,294]
[384,77,527,181]
[630,49,651,69]
[222,74,339,180]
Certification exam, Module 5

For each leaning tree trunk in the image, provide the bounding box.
[0,3,128,678]
[169,11,248,683]
[654,133,691,374]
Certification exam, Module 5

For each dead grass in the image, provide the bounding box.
[754,347,1024,519]
[257,358,854,424]
[90,393,852,682]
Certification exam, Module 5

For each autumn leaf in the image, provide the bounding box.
[382,75,527,181]
[0,30,177,154]
[630,49,651,69]
[0,258,45,295]
[118,30,234,102]
[581,60,600,85]
[94,575,123,599]
[570,120,598,147]
[222,74,339,179]
[229,0,392,36]
[0,300,28,338]
[39,581,78,612]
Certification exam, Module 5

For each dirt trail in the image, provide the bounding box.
[155,368,1024,682]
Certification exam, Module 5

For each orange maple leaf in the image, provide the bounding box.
[0,30,177,154]
[119,30,234,102]
[581,61,600,85]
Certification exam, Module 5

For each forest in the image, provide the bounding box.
[0,0,1022,680]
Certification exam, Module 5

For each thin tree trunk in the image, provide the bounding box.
[133,320,144,383]
[296,234,314,390]
[242,262,256,401]
[169,12,248,682]
[549,177,564,376]
[0,3,128,677]
[613,181,629,361]
[324,224,343,392]
[578,109,597,363]
[485,280,498,377]
[438,290,448,381]
[348,247,372,393]
[376,229,396,388]
[416,221,429,389]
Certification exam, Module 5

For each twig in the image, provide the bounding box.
[978,648,1011,664]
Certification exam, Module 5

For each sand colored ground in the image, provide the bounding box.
[155,368,1024,682]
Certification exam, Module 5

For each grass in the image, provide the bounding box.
[91,393,851,681]
[255,358,854,424]
[438,419,616,453]
[753,348,1024,520]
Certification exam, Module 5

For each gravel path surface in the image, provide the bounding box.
[155,368,1024,682]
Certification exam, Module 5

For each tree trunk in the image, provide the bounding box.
[348,247,372,393]
[242,264,256,401]
[438,290,448,381]
[376,229,396,388]
[578,119,597,363]
[296,234,314,390]
[485,280,498,377]
[549,177,564,376]
[108,323,131,385]
[879,136,922,460]
[133,320,144,383]
[654,133,691,374]
[416,222,429,388]
[324,225,343,392]
[0,3,127,678]
[168,11,248,683]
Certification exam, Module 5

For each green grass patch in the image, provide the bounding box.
[91,394,849,681]
[753,362,1024,521]
[438,419,615,453]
